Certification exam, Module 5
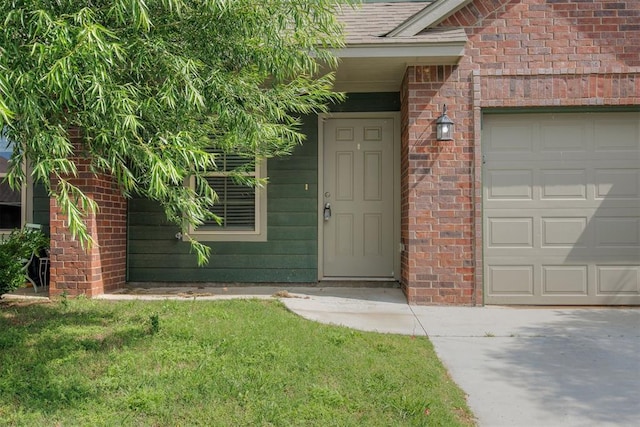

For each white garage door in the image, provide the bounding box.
[483,112,640,305]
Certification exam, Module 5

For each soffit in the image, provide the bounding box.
[333,2,468,92]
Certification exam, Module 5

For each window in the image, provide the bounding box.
[188,152,267,242]
[0,133,25,231]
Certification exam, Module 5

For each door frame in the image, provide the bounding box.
[317,112,401,281]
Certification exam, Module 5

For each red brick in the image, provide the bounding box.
[402,0,640,306]
[49,136,127,297]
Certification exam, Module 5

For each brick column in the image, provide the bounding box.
[400,65,475,305]
[48,137,127,297]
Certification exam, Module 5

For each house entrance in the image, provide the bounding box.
[321,116,397,278]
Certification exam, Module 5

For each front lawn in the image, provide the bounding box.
[0,297,474,426]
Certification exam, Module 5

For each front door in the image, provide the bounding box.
[322,117,395,278]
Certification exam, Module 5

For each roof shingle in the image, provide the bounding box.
[338,2,432,43]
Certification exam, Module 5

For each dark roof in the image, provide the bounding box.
[0,157,9,174]
[338,2,429,42]
[0,157,20,205]
[337,1,466,46]
[0,182,20,205]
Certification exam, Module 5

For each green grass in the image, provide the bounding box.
[0,297,475,426]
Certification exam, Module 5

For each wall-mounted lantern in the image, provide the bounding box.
[436,105,454,141]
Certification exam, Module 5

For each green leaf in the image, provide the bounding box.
[0,0,350,263]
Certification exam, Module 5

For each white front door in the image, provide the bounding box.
[322,117,396,278]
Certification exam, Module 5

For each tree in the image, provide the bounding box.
[0,0,351,264]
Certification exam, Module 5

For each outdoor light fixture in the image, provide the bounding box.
[436,105,454,141]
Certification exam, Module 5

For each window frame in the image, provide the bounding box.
[0,133,32,235]
[186,157,267,242]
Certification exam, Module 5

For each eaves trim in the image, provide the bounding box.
[335,42,466,59]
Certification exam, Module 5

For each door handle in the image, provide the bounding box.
[323,203,332,221]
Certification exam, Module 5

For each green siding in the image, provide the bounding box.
[127,93,400,283]
[333,93,401,112]
[32,182,49,234]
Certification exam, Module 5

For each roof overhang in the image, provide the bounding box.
[330,29,467,92]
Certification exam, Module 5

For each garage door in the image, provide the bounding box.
[483,112,640,305]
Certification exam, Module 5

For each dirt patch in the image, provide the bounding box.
[0,300,51,309]
[272,290,309,299]
[175,291,216,298]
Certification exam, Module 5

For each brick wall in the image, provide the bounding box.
[49,131,127,297]
[401,0,640,304]
[401,66,476,305]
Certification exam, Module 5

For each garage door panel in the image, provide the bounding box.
[594,121,639,151]
[541,123,588,151]
[483,112,640,305]
[540,169,587,199]
[594,169,640,199]
[486,170,533,199]
[542,265,588,295]
[487,218,533,247]
[488,266,534,295]
[485,124,533,152]
[594,217,640,246]
[541,217,587,247]
[597,266,640,294]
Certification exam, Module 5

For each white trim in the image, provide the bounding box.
[332,56,462,93]
[335,42,465,59]
[317,112,401,281]
[0,158,32,235]
[387,0,474,37]
[187,159,268,242]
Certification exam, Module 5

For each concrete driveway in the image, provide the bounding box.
[278,287,640,427]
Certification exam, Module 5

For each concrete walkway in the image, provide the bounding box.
[272,287,640,427]
[8,285,640,426]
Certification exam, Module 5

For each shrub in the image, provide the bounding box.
[0,227,49,296]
